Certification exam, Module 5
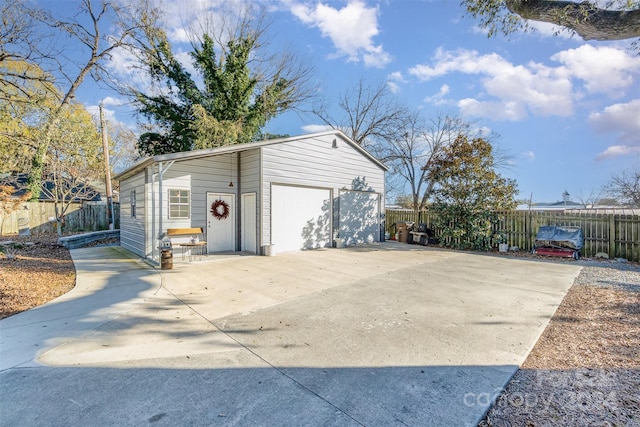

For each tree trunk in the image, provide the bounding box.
[27,141,48,200]
[506,0,640,40]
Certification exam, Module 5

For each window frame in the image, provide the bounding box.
[168,189,190,219]
[130,189,136,218]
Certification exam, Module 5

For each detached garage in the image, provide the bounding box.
[114,130,387,262]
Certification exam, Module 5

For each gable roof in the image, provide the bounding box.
[114,130,388,181]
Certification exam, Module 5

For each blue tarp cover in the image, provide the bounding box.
[535,225,584,250]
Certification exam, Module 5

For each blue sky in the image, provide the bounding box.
[45,0,640,204]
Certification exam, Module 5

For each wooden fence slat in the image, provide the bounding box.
[386,209,640,263]
[1,202,120,235]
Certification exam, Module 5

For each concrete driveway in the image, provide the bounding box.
[0,243,581,426]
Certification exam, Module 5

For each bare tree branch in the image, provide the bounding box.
[506,0,640,41]
[605,167,640,207]
[2,0,163,197]
[313,77,409,148]
[464,0,640,48]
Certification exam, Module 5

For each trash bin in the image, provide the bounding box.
[396,222,413,243]
[160,248,173,270]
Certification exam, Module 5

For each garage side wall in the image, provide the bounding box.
[119,172,146,257]
[241,149,260,250]
[156,155,236,240]
[260,134,385,248]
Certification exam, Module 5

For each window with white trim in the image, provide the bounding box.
[168,189,190,219]
[130,190,136,218]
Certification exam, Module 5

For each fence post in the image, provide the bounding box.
[609,214,616,257]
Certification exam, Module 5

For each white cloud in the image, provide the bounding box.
[596,145,640,160]
[290,1,391,68]
[86,103,117,125]
[423,84,451,105]
[107,47,155,92]
[551,45,640,97]
[175,51,197,76]
[407,45,640,122]
[387,71,406,93]
[459,98,528,121]
[160,0,246,44]
[100,96,124,107]
[410,49,573,120]
[590,99,640,160]
[590,99,640,136]
[527,21,573,39]
[520,151,536,161]
[301,124,333,133]
[409,48,514,80]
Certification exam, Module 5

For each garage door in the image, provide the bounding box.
[271,185,331,252]
[339,190,380,246]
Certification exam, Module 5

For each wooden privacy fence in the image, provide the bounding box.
[386,209,640,262]
[0,202,120,235]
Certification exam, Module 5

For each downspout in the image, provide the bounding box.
[236,152,241,251]
[155,160,175,260]
[151,166,156,261]
[158,161,163,246]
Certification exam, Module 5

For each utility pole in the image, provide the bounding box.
[100,102,115,230]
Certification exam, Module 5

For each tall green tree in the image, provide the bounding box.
[132,10,313,155]
[429,135,517,250]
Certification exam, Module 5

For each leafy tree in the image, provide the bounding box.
[132,10,313,155]
[463,0,640,43]
[0,0,162,198]
[382,113,496,211]
[42,103,103,236]
[0,60,57,174]
[605,167,640,207]
[0,0,57,105]
[428,135,517,250]
[106,120,140,175]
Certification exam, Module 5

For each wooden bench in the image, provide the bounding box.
[166,228,207,261]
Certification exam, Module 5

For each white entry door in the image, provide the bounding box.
[241,193,257,253]
[207,193,235,252]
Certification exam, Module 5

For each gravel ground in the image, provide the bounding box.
[480,258,640,427]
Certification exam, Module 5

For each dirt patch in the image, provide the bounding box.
[0,234,76,319]
[480,263,640,426]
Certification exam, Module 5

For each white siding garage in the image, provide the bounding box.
[115,130,387,261]
[271,184,331,253]
[339,190,381,246]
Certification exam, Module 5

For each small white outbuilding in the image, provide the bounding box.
[114,130,387,261]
